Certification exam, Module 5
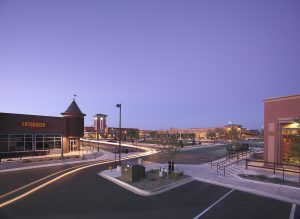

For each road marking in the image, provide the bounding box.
[289,203,296,219]
[0,149,158,208]
[0,160,105,199]
[193,189,235,219]
[0,143,157,200]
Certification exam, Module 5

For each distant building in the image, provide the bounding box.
[162,124,261,141]
[84,113,139,140]
[139,130,152,139]
[84,113,108,139]
[242,129,262,139]
[264,94,300,164]
[224,124,243,139]
[175,127,221,140]
[94,114,107,136]
[108,127,139,140]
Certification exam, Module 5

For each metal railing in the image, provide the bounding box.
[245,159,300,182]
[211,149,255,175]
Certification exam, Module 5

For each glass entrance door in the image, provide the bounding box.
[69,139,77,151]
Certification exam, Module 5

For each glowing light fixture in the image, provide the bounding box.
[292,122,300,127]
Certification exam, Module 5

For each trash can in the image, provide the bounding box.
[121,164,145,182]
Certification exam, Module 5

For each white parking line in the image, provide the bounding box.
[193,189,235,219]
[289,203,296,219]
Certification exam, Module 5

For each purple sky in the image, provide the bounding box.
[1,0,300,130]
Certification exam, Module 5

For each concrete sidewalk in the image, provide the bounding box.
[181,162,300,205]
[100,159,300,205]
[0,149,142,173]
[99,165,194,196]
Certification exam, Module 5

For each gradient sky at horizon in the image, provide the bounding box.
[1,0,300,130]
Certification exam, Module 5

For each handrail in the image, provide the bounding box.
[222,156,247,176]
[221,149,258,176]
[211,149,254,173]
[246,159,300,169]
[245,159,300,182]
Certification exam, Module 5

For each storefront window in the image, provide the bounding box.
[25,135,33,151]
[35,134,62,150]
[0,135,9,152]
[10,135,25,152]
[281,128,300,164]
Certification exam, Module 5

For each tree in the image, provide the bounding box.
[163,133,181,162]
[149,131,158,138]
[206,130,216,140]
[215,128,226,140]
[228,127,239,141]
[126,129,139,140]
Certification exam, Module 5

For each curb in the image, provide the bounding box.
[0,155,116,173]
[234,173,300,192]
[98,171,194,196]
[0,150,144,173]
[0,159,98,173]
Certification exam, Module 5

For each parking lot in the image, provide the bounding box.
[0,162,298,219]
[144,144,228,164]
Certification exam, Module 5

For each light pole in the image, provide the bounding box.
[115,103,122,166]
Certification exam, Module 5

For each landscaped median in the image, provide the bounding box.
[98,166,194,196]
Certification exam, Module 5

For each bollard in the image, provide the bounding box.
[108,166,112,171]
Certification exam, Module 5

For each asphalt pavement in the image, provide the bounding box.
[143,144,228,164]
[0,160,297,219]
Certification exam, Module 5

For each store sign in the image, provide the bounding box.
[21,121,47,128]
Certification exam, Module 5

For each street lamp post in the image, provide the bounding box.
[115,103,122,166]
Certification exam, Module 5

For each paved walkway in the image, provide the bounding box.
[0,149,142,173]
[139,158,300,205]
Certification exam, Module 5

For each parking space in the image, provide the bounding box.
[295,205,300,219]
[197,189,292,219]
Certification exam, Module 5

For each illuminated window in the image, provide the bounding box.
[35,134,62,150]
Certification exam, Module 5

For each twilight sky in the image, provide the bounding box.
[0,0,300,130]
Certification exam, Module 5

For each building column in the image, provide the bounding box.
[63,137,69,153]
[76,137,81,151]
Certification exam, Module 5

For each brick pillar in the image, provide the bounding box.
[76,137,81,151]
[63,137,69,153]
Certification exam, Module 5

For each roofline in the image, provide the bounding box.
[0,112,62,119]
[61,112,86,117]
[264,94,300,102]
[224,124,242,127]
[95,114,108,117]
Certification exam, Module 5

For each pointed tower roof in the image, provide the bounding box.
[61,100,86,117]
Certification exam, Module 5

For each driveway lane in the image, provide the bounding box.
[0,164,230,219]
[0,161,103,196]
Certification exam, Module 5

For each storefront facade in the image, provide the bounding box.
[0,100,85,154]
[264,94,300,164]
